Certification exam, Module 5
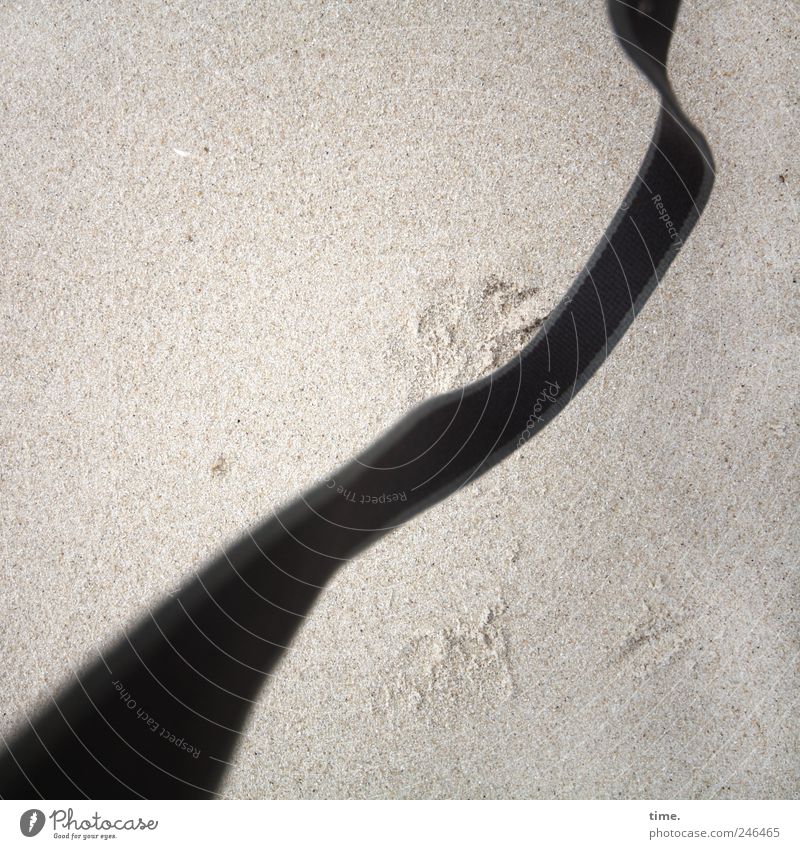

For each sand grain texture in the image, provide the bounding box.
[0,0,797,798]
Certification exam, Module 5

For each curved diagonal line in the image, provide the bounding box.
[176,599,276,677]
[146,612,258,705]
[601,230,638,319]
[121,632,242,735]
[452,351,529,492]
[409,371,499,491]
[194,572,290,650]
[1,711,88,799]
[354,384,468,471]
[215,545,314,615]
[68,668,221,797]
[0,732,44,799]
[585,270,610,364]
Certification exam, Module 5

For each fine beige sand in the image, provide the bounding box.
[1,0,797,798]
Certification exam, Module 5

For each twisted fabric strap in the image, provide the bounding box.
[1,0,713,799]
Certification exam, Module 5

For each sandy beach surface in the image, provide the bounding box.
[1,0,797,798]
